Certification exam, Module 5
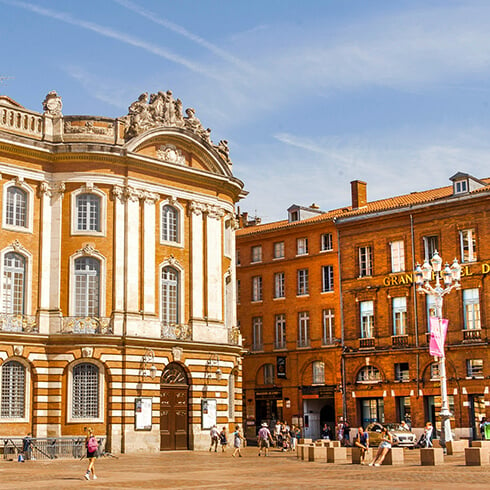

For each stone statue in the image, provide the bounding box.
[42,91,63,116]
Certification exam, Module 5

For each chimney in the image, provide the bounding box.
[351,180,367,209]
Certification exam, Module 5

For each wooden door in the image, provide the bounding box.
[160,386,189,450]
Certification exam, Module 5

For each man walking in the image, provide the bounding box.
[209,425,219,452]
[257,423,273,456]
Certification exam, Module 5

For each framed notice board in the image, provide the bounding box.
[201,399,217,429]
[135,397,152,431]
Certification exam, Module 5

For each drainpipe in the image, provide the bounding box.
[336,224,347,421]
[410,213,421,398]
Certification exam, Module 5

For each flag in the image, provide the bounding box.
[429,317,448,357]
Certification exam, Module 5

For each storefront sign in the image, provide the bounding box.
[255,388,282,399]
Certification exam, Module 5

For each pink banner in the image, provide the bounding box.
[429,317,448,357]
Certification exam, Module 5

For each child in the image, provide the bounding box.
[219,427,228,452]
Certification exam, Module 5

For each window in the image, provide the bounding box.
[274,314,286,349]
[274,272,285,299]
[76,194,101,232]
[296,238,308,255]
[161,204,179,242]
[312,361,325,384]
[252,276,263,302]
[297,269,309,295]
[322,265,334,292]
[392,297,407,335]
[467,359,483,378]
[161,266,179,324]
[5,187,27,228]
[359,246,373,277]
[263,364,274,384]
[236,280,241,304]
[396,396,411,424]
[236,249,241,266]
[357,365,381,383]
[252,317,263,351]
[298,311,309,347]
[322,309,335,345]
[430,363,440,381]
[463,288,481,330]
[361,398,384,424]
[74,257,100,317]
[1,360,25,418]
[72,363,99,419]
[290,210,299,222]
[251,245,262,263]
[2,252,26,315]
[460,229,477,263]
[455,180,468,194]
[423,235,439,261]
[360,300,374,338]
[321,233,333,252]
[426,295,436,332]
[395,363,410,382]
[390,240,405,273]
[273,241,285,259]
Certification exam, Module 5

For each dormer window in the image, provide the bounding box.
[454,180,468,194]
[290,210,299,222]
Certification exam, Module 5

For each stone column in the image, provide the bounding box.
[189,201,205,320]
[205,205,224,321]
[124,187,141,314]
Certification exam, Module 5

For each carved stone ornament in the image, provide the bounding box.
[156,144,186,165]
[142,190,159,204]
[166,254,182,268]
[112,184,125,201]
[214,139,231,164]
[42,91,63,116]
[11,239,27,254]
[172,346,183,362]
[13,345,24,357]
[64,120,114,135]
[77,244,97,256]
[124,186,143,202]
[13,176,25,187]
[81,347,94,358]
[39,181,65,198]
[81,182,95,192]
[206,205,226,220]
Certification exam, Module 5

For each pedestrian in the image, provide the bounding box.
[257,422,273,456]
[22,432,33,461]
[274,420,281,446]
[337,417,344,444]
[479,417,487,440]
[84,428,98,480]
[354,426,369,464]
[321,424,330,440]
[423,422,433,447]
[219,427,228,452]
[209,425,219,452]
[343,420,351,446]
[369,426,392,466]
[232,425,245,457]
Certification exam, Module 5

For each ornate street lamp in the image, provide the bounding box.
[414,251,461,449]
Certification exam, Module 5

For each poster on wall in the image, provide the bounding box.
[201,399,217,429]
[135,397,152,431]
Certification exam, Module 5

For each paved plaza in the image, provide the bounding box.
[0,447,488,489]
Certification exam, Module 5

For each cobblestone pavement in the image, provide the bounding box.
[1,447,489,489]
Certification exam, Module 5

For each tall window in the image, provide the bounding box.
[322,309,335,345]
[296,238,308,255]
[423,235,439,261]
[390,240,405,273]
[273,241,285,259]
[72,363,99,419]
[322,265,334,292]
[161,266,179,324]
[263,364,274,384]
[426,295,436,332]
[1,360,25,418]
[236,280,241,304]
[395,363,410,382]
[252,276,263,301]
[430,363,440,380]
[251,245,262,263]
[274,272,285,299]
[312,361,325,384]
[393,297,407,335]
[359,246,373,277]
[74,257,100,317]
[460,229,477,263]
[357,365,381,383]
[298,311,309,347]
[463,288,480,330]
[466,359,483,378]
[76,194,100,232]
[321,233,333,252]
[252,317,263,351]
[275,314,286,349]
[360,300,374,338]
[297,269,309,295]
[161,205,179,242]
[2,252,26,315]
[5,187,27,228]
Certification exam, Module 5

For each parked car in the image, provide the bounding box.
[365,422,416,448]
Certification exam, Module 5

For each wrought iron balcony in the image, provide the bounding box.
[359,337,375,349]
[463,329,482,342]
[228,326,241,345]
[161,322,192,341]
[61,317,113,334]
[0,313,38,333]
[392,334,409,347]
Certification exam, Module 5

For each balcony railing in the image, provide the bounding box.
[359,337,375,349]
[61,317,113,334]
[463,329,482,342]
[392,334,409,347]
[228,326,241,345]
[0,313,38,333]
[161,322,192,341]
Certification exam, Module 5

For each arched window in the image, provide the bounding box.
[357,365,381,383]
[2,252,26,316]
[72,363,99,419]
[76,193,101,232]
[161,266,179,324]
[161,205,179,242]
[263,363,274,384]
[6,187,27,227]
[74,257,100,316]
[1,360,26,418]
[312,361,325,384]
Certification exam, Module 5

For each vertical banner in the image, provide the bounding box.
[277,356,287,378]
[429,317,448,357]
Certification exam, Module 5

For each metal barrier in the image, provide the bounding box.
[3,437,106,460]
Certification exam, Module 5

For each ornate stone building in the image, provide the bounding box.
[0,90,245,452]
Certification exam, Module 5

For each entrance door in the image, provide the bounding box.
[160,363,189,450]
[469,394,485,440]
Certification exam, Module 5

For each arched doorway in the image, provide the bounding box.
[160,362,189,450]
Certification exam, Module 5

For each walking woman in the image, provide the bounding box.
[232,425,245,458]
[84,428,98,480]
[369,426,392,467]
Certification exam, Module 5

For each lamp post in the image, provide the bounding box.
[414,251,461,449]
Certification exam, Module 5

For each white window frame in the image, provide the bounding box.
[273,241,285,259]
[466,359,483,379]
[430,362,440,381]
[252,275,263,302]
[312,361,325,385]
[390,240,405,273]
[321,265,334,292]
[70,184,106,237]
[463,288,481,330]
[423,235,439,261]
[160,198,184,247]
[454,180,468,194]
[252,317,263,351]
[298,311,309,347]
[357,365,381,383]
[296,237,308,256]
[274,272,285,299]
[460,229,477,263]
[297,269,309,296]
[322,308,335,345]
[274,314,286,349]
[2,180,34,233]
[251,245,262,263]
[263,363,274,384]
[0,358,30,423]
[159,258,185,325]
[321,233,333,252]
[392,297,407,336]
[66,359,105,424]
[360,300,374,338]
[359,246,373,277]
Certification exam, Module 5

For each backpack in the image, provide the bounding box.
[87,436,98,452]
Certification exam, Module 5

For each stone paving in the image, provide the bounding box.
[0,447,488,489]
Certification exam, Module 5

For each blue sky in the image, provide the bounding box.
[2,0,490,222]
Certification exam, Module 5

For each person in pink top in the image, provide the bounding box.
[257,423,273,456]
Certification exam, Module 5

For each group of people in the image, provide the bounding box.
[256,421,301,455]
[209,425,246,457]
